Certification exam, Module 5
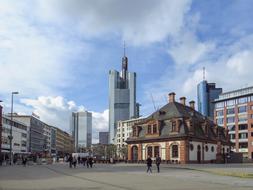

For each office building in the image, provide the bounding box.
[214,86,253,159]
[109,52,138,144]
[127,93,230,164]
[43,123,51,156]
[1,115,28,160]
[99,132,109,145]
[70,111,92,151]
[197,80,222,119]
[115,117,145,159]
[51,127,56,156]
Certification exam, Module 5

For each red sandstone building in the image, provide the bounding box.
[126,93,230,164]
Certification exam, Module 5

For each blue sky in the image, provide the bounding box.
[1,0,253,142]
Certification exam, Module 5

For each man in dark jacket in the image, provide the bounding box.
[146,155,152,173]
[155,155,161,173]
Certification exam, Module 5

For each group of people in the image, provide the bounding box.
[146,155,161,173]
[68,155,94,168]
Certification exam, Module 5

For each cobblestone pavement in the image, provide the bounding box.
[0,163,253,190]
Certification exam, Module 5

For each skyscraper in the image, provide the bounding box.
[197,80,222,119]
[99,132,109,145]
[70,111,92,151]
[108,50,137,144]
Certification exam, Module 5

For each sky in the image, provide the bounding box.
[1,0,253,143]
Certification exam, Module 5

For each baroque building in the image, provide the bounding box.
[127,93,230,164]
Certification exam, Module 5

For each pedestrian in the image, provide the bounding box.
[78,156,81,164]
[68,155,73,168]
[155,155,161,173]
[146,155,152,173]
[86,157,90,168]
[22,156,27,167]
[73,156,77,168]
[89,157,93,168]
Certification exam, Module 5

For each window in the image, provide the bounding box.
[154,146,160,157]
[251,114,253,119]
[227,108,235,115]
[147,146,153,157]
[153,124,157,133]
[205,145,209,152]
[251,105,253,110]
[238,97,248,104]
[133,127,137,137]
[216,110,224,116]
[216,118,224,125]
[190,144,194,151]
[227,125,235,131]
[22,133,27,138]
[216,102,224,108]
[172,145,178,158]
[251,132,253,137]
[211,146,214,152]
[227,100,235,106]
[238,116,247,123]
[172,121,177,132]
[239,143,248,148]
[227,117,235,123]
[238,106,247,113]
[147,125,152,134]
[239,133,248,139]
[230,134,235,139]
[238,124,248,130]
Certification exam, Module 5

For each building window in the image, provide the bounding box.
[190,144,194,151]
[172,145,179,158]
[239,143,248,148]
[154,146,160,157]
[205,145,209,152]
[238,116,247,123]
[251,105,253,110]
[230,134,235,139]
[227,100,235,106]
[238,124,248,130]
[216,110,224,116]
[227,108,235,115]
[153,124,157,133]
[227,117,235,123]
[147,146,153,157]
[133,127,137,137]
[211,146,214,152]
[227,125,235,131]
[251,132,253,137]
[216,102,224,108]
[239,133,248,139]
[147,125,152,134]
[172,121,177,132]
[238,97,248,104]
[238,106,247,113]
[216,118,224,125]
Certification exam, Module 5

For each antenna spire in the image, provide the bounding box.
[203,67,206,80]
[123,41,126,57]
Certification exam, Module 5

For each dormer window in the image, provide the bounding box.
[147,125,152,134]
[153,124,157,133]
[172,121,177,132]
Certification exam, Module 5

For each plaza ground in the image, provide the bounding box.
[1,163,253,190]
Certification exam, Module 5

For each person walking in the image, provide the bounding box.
[155,155,161,173]
[86,157,90,168]
[146,155,152,173]
[68,155,73,168]
[73,156,77,168]
[89,157,93,168]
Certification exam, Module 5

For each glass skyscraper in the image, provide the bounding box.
[108,53,138,144]
[197,80,222,119]
[70,111,92,151]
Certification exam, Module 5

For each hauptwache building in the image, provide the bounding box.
[126,92,231,164]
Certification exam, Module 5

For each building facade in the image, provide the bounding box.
[55,127,74,157]
[115,117,145,158]
[12,115,45,154]
[70,111,92,151]
[214,86,253,159]
[1,115,28,160]
[43,123,51,156]
[109,53,138,144]
[127,93,230,164]
[197,80,222,119]
[99,132,109,145]
[50,127,56,156]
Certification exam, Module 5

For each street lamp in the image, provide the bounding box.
[9,92,19,165]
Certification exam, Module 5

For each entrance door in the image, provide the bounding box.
[197,145,201,163]
[132,146,138,161]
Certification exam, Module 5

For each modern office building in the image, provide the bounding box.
[1,115,28,160]
[43,123,51,156]
[109,52,138,144]
[99,132,109,145]
[214,86,253,159]
[115,117,145,159]
[70,111,92,151]
[197,80,222,119]
[12,114,44,153]
[50,127,56,156]
[127,92,230,164]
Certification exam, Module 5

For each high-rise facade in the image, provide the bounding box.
[109,53,137,144]
[99,132,109,145]
[70,111,92,151]
[197,80,222,119]
[214,86,253,159]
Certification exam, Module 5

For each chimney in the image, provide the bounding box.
[180,97,186,106]
[189,101,195,109]
[168,92,176,103]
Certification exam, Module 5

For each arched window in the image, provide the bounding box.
[147,146,153,157]
[205,145,209,152]
[172,145,179,158]
[190,144,194,151]
[211,146,214,152]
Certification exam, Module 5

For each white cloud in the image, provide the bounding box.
[20,96,108,143]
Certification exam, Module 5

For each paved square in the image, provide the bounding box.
[1,163,253,190]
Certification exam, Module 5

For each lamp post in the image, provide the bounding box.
[8,92,18,165]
